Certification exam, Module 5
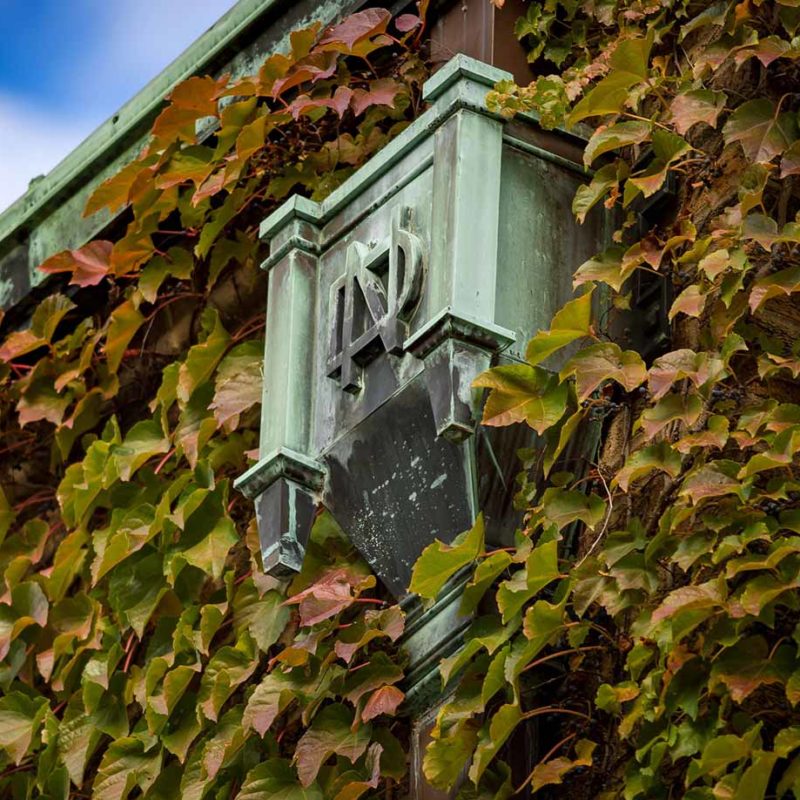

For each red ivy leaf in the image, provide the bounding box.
[395,14,422,32]
[319,8,392,51]
[351,78,401,116]
[361,685,404,722]
[38,241,114,288]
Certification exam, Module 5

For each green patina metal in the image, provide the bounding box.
[233,54,607,697]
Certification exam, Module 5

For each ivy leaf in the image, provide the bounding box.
[614,441,682,491]
[333,606,404,664]
[496,541,560,622]
[541,487,606,530]
[177,309,231,405]
[210,340,263,431]
[648,349,725,400]
[112,419,170,482]
[460,550,513,616]
[108,551,168,638]
[58,701,104,786]
[651,578,726,624]
[105,299,144,373]
[749,264,800,311]
[525,288,594,366]
[180,515,238,581]
[680,461,742,505]
[0,692,48,765]
[423,719,480,791]
[238,758,323,800]
[32,294,76,342]
[361,685,404,722]
[83,157,158,218]
[568,35,652,124]
[39,241,114,288]
[669,89,726,134]
[723,99,796,163]
[318,9,391,53]
[629,129,691,197]
[572,161,628,224]
[529,739,596,793]
[243,672,296,736]
[561,342,647,402]
[573,246,630,292]
[285,569,374,627]
[0,329,47,362]
[294,703,371,787]
[468,703,522,785]
[351,78,402,116]
[583,121,651,167]
[17,379,71,427]
[233,585,289,653]
[343,650,403,703]
[473,365,568,433]
[734,751,778,800]
[139,248,194,303]
[197,646,257,722]
[202,707,247,780]
[92,737,162,800]
[439,615,519,685]
[640,392,703,439]
[669,284,708,320]
[409,515,484,601]
[781,139,800,177]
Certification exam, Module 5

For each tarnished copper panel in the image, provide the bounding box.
[431,0,534,84]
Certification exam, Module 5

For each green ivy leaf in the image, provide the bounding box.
[0,692,48,765]
[468,703,522,785]
[583,121,651,167]
[529,739,596,793]
[177,309,231,405]
[409,515,484,601]
[614,441,682,492]
[496,541,560,622]
[91,736,162,800]
[210,340,263,431]
[723,99,797,163]
[294,703,372,787]
[525,288,595,366]
[238,758,323,800]
[105,298,144,373]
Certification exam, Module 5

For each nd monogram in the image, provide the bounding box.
[327,206,425,393]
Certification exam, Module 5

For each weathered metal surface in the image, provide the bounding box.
[235,55,608,600]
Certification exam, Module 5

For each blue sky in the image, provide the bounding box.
[0,0,235,212]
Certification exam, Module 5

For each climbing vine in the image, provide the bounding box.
[410,0,800,798]
[0,8,427,798]
[6,1,800,798]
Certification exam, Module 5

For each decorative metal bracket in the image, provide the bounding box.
[234,448,326,577]
[326,206,425,393]
[407,310,515,442]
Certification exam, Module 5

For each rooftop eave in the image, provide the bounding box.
[0,0,362,311]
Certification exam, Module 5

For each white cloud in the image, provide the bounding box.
[0,94,97,213]
[0,0,234,214]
